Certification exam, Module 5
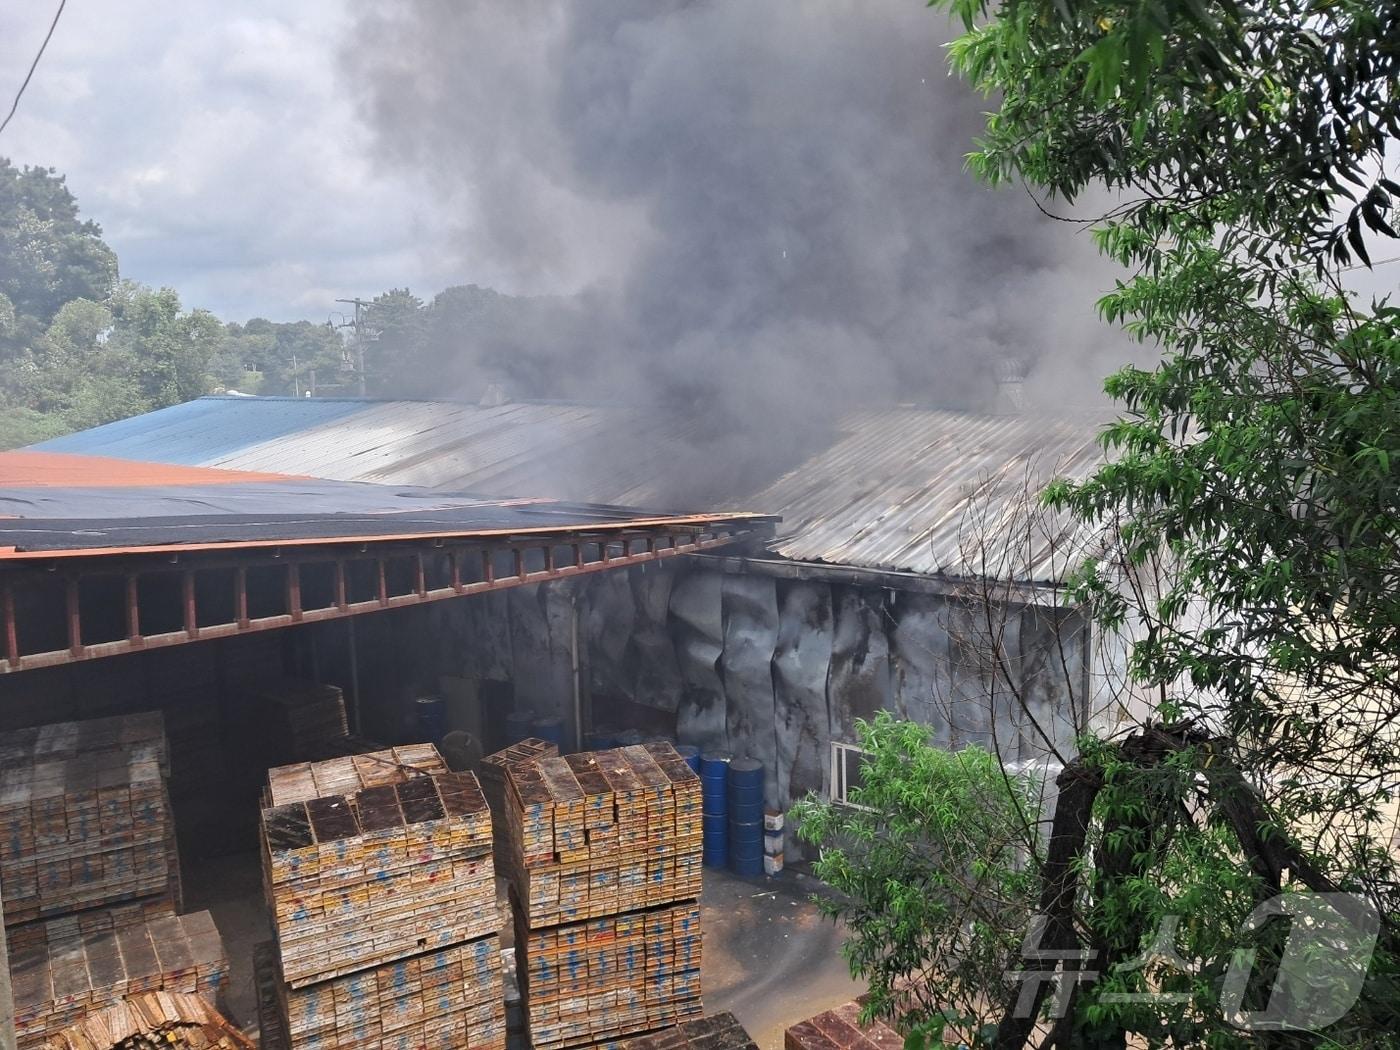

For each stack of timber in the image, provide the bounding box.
[40,991,253,1050]
[259,744,506,1050]
[254,680,351,767]
[784,1002,903,1050]
[10,910,228,1049]
[611,1011,758,1050]
[502,743,703,927]
[514,901,702,1049]
[501,742,704,1050]
[0,713,180,927]
[480,737,559,859]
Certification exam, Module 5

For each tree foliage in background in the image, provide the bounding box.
[0,157,581,447]
[800,0,1400,1047]
[792,713,1040,1045]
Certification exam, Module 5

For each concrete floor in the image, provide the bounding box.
[185,853,863,1049]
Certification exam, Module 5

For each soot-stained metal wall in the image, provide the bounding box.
[440,560,1092,845]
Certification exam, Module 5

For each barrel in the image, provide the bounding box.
[700,751,732,868]
[504,711,533,746]
[415,696,447,742]
[727,758,766,878]
[675,745,702,775]
[533,716,564,748]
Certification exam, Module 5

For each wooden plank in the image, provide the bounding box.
[0,714,178,928]
[39,990,252,1050]
[265,934,506,1050]
[11,910,227,1049]
[260,746,497,988]
[514,901,703,1050]
[500,744,702,928]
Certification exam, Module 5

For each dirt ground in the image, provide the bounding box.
[185,853,862,1049]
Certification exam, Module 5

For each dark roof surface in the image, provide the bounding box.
[32,396,1110,582]
[0,450,772,559]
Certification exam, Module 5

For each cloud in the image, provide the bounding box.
[0,1,462,321]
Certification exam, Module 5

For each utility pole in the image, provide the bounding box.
[334,298,374,397]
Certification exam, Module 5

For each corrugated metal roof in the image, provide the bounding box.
[0,448,773,559]
[34,396,367,465]
[749,408,1105,581]
[31,396,1108,583]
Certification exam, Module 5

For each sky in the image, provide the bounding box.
[0,2,484,322]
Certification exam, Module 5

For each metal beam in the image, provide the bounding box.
[0,525,763,674]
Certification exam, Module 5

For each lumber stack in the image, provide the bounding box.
[0,713,179,927]
[501,742,704,1050]
[480,737,559,860]
[40,991,253,1050]
[785,1002,903,1050]
[260,744,506,1050]
[515,902,702,1050]
[274,934,505,1050]
[615,1012,758,1050]
[502,744,702,928]
[261,745,496,986]
[10,910,228,1049]
[0,713,168,774]
[254,680,351,766]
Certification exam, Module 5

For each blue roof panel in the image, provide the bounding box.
[32,396,371,466]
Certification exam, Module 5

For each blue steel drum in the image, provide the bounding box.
[676,745,702,774]
[729,800,765,825]
[728,783,763,807]
[703,813,728,837]
[703,816,729,869]
[505,711,532,745]
[729,818,764,877]
[700,752,731,815]
[728,757,764,788]
[415,696,447,742]
[731,853,764,877]
[729,827,764,859]
[701,752,733,781]
[533,717,564,748]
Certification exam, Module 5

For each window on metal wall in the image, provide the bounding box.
[829,741,871,808]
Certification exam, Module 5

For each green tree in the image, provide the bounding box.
[793,713,1040,1045]
[106,283,221,409]
[0,160,117,353]
[364,288,426,395]
[800,1,1400,1047]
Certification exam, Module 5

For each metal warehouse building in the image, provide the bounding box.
[32,396,1121,849]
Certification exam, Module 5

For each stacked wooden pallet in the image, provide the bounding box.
[261,745,497,985]
[10,910,228,1049]
[480,737,559,859]
[40,991,253,1050]
[277,934,505,1050]
[785,1001,903,1050]
[613,1011,758,1050]
[501,742,704,1050]
[502,744,702,928]
[255,680,351,766]
[0,715,179,927]
[0,713,168,774]
[260,744,506,1050]
[516,901,702,1050]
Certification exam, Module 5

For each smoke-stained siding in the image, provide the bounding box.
[720,574,781,809]
[889,592,953,743]
[670,570,728,751]
[772,581,834,806]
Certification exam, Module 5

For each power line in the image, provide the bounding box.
[1341,254,1400,273]
[0,0,67,139]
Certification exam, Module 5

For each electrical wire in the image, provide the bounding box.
[0,0,67,139]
